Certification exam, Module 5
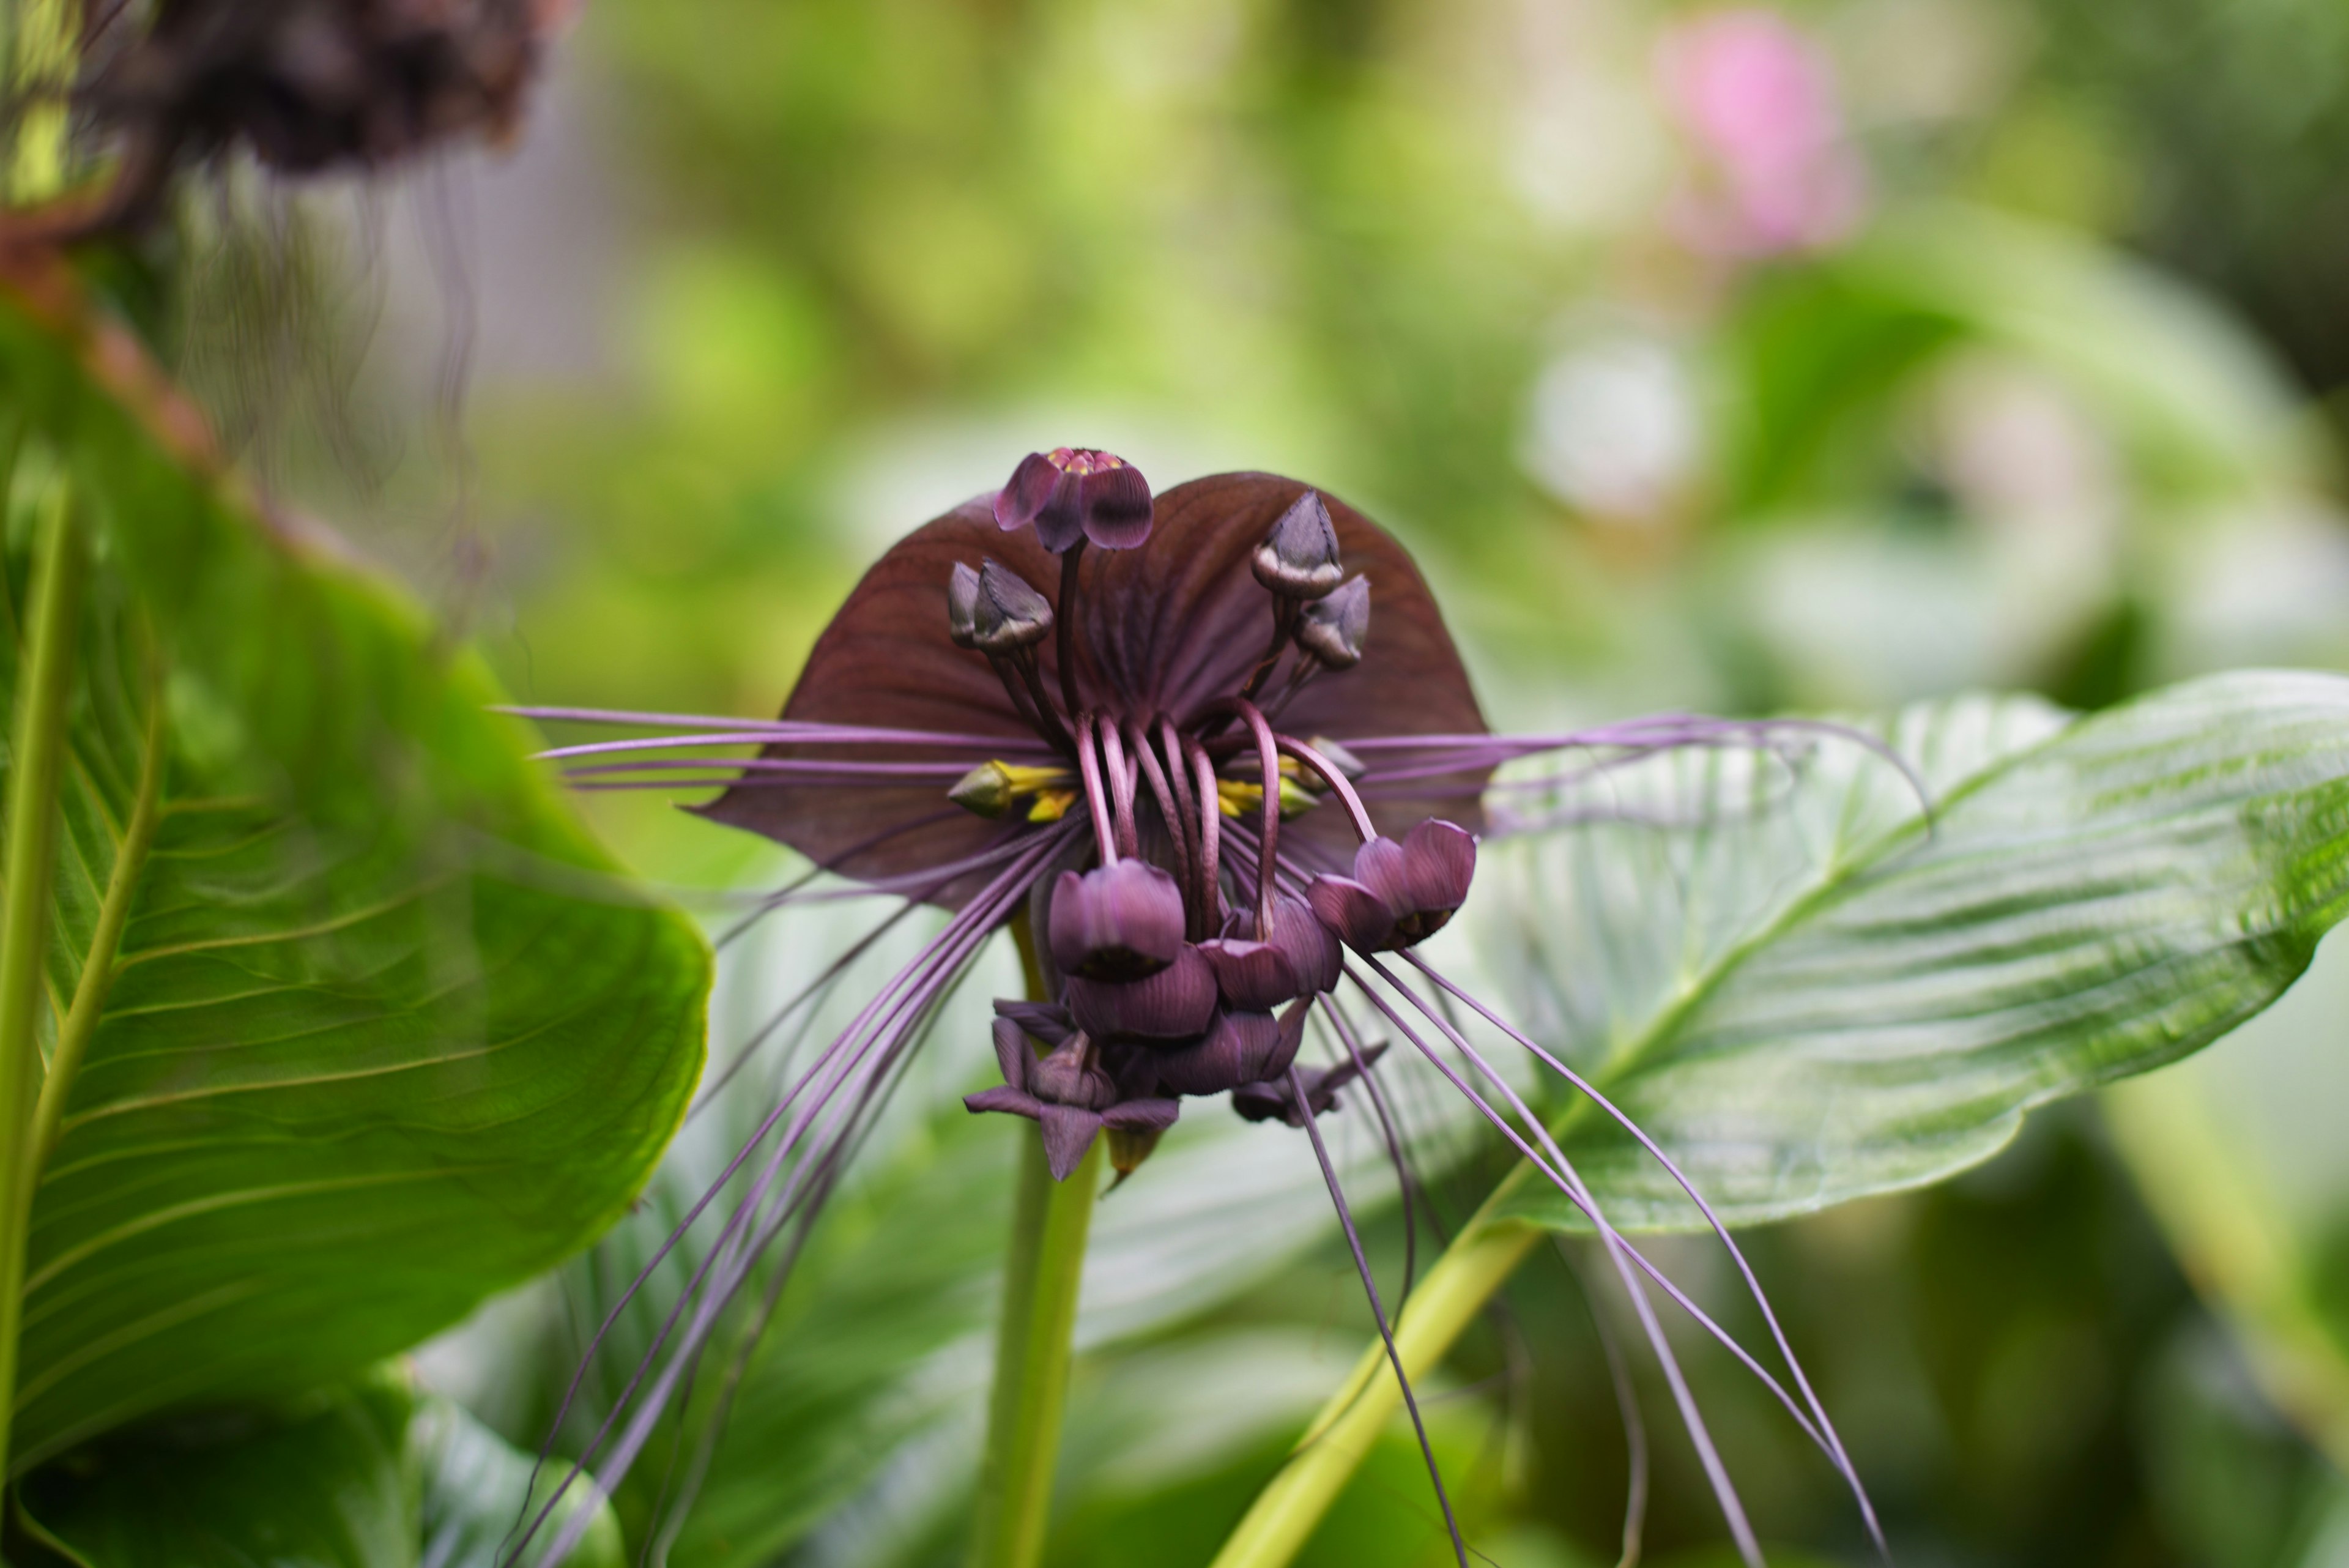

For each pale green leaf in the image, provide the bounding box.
[1475,674,2349,1230]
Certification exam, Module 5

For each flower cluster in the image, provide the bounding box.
[938,468,1480,1179]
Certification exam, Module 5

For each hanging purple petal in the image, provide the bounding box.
[1065,943,1219,1041]
[1102,1097,1181,1132]
[1151,1008,1277,1096]
[1076,461,1154,550]
[991,1016,1034,1091]
[1039,1104,1105,1180]
[993,998,1077,1049]
[965,1085,1045,1120]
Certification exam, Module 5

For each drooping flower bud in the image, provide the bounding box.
[1252,490,1346,600]
[1047,861,1187,981]
[995,448,1155,553]
[1306,819,1476,953]
[1231,1042,1389,1125]
[1295,574,1370,670]
[967,559,1055,654]
[1152,999,1310,1097]
[1064,943,1220,1041]
[966,1017,1165,1180]
[1198,896,1339,1008]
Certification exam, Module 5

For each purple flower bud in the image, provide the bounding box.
[1230,1042,1388,1125]
[1264,894,1343,995]
[1064,943,1219,1041]
[946,561,982,648]
[1030,1033,1118,1110]
[1152,1008,1277,1097]
[1047,861,1187,981]
[1197,936,1301,1011]
[1151,1001,1307,1097]
[1307,819,1476,952]
[967,559,1054,654]
[1252,490,1346,600]
[1296,574,1369,669]
[995,448,1155,553]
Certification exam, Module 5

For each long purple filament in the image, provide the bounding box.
[1288,1066,1469,1567]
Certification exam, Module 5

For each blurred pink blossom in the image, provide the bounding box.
[1658,8,1866,257]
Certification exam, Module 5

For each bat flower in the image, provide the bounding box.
[514,457,1907,1567]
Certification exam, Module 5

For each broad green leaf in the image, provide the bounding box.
[414,1394,624,1568]
[1474,673,2349,1230]
[18,1380,416,1568]
[0,262,710,1466]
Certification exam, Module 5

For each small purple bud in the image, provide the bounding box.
[1047,861,1187,981]
[1030,1033,1118,1110]
[995,448,1154,553]
[1064,943,1219,1041]
[1040,1103,1104,1181]
[968,559,1054,654]
[1197,937,1301,1011]
[1152,1008,1279,1097]
[1296,574,1369,670]
[1264,894,1342,995]
[1307,819,1476,952]
[1252,490,1346,600]
[946,562,982,648]
[1231,1041,1389,1126]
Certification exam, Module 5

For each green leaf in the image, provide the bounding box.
[0,265,711,1466]
[17,1380,417,1568]
[1474,673,2349,1230]
[414,1395,623,1568]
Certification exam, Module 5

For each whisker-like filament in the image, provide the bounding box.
[1288,1065,1470,1568]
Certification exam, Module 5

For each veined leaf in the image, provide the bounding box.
[1475,673,2349,1230]
[415,1394,624,1568]
[15,1379,621,1568]
[0,259,711,1466]
[18,1378,416,1568]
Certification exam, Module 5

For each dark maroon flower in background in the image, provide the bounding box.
[511,454,1903,1568]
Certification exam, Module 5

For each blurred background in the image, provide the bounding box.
[167,0,2349,1562]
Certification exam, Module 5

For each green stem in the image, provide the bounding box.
[1208,1188,1537,1568]
[0,488,84,1481]
[968,918,1103,1568]
[31,666,163,1170]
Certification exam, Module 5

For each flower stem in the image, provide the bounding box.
[1207,1186,1539,1568]
[0,488,86,1482]
[969,916,1103,1568]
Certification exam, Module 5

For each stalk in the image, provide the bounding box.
[1206,1191,1536,1568]
[0,489,86,1480]
[31,667,164,1169]
[968,916,1103,1568]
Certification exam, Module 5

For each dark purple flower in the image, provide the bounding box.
[518,462,1906,1563]
[1048,860,1186,980]
[995,447,1156,553]
[1307,819,1477,952]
